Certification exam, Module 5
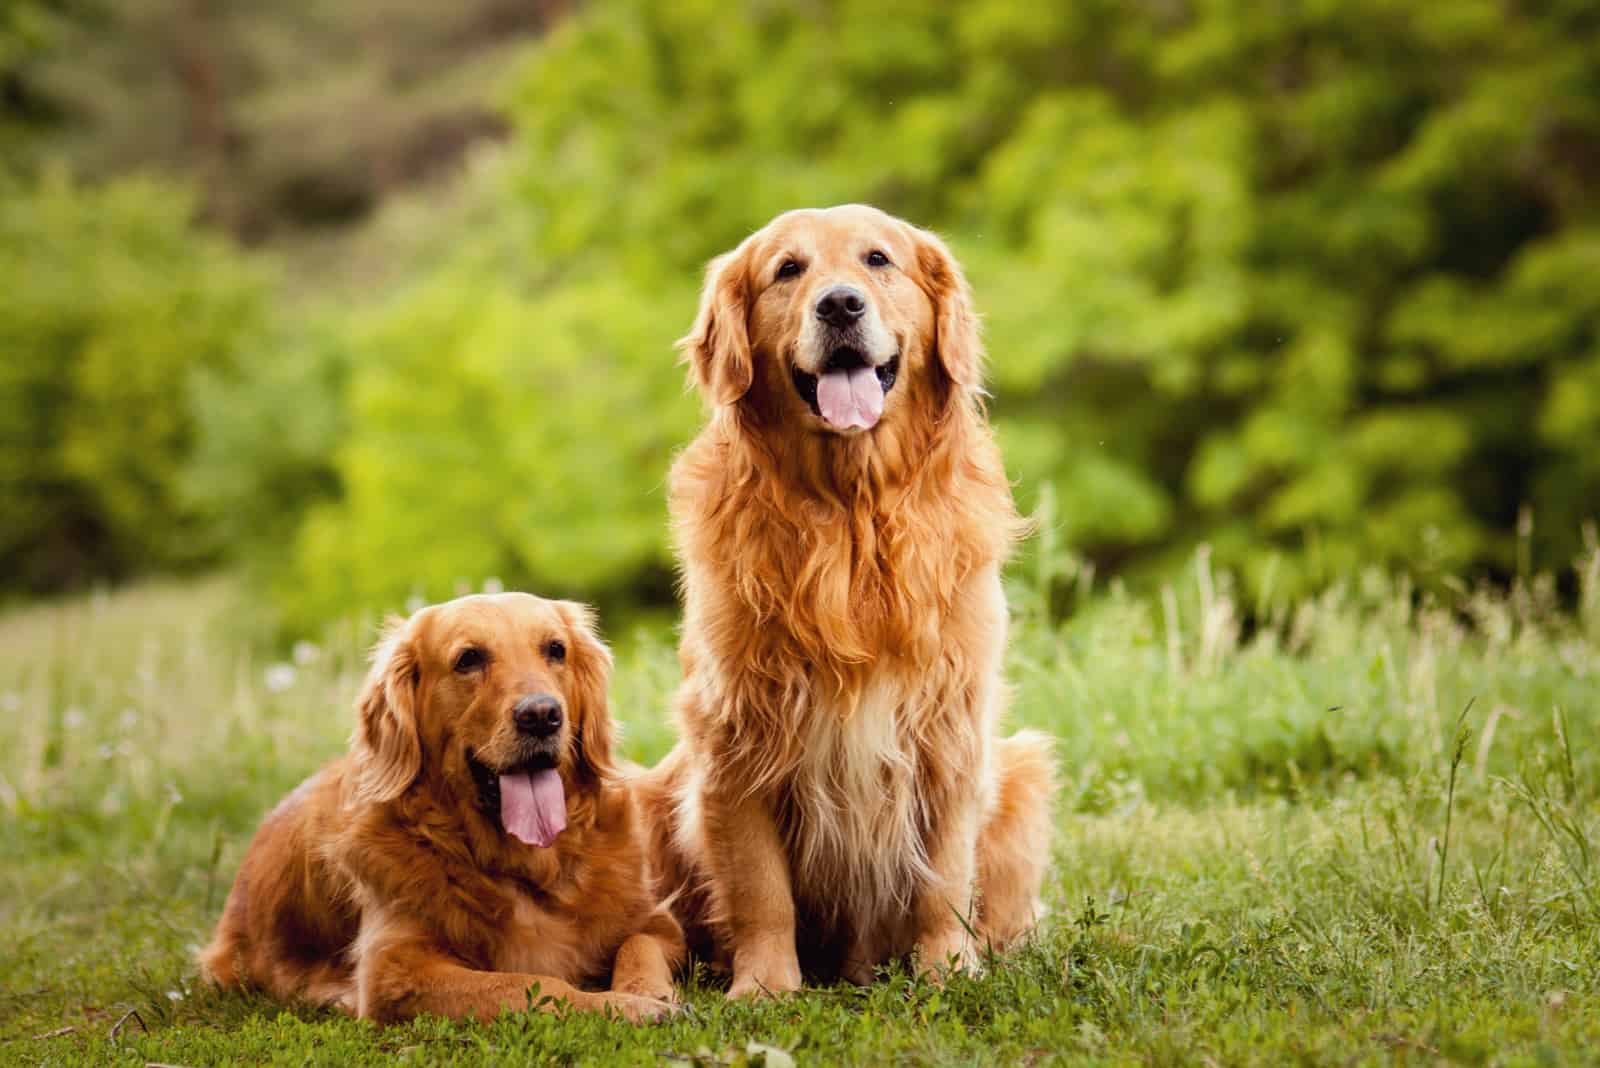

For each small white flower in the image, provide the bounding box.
[482,576,505,594]
[0,693,19,714]
[292,641,322,666]
[166,990,183,1002]
[166,783,183,805]
[263,664,297,693]
[119,708,138,730]
[98,743,116,760]
[63,706,87,730]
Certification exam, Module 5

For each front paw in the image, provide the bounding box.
[913,927,979,984]
[612,975,678,1004]
[727,947,802,999]
[595,991,679,1023]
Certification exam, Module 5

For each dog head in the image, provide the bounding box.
[348,592,615,848]
[680,204,982,435]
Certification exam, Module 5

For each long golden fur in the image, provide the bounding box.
[199,593,684,1023]
[638,204,1059,996]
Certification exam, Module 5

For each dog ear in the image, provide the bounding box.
[678,242,754,407]
[554,600,618,784]
[350,618,423,805]
[914,227,983,390]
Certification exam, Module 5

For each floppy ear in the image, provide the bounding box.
[678,242,754,406]
[914,227,984,390]
[554,600,618,784]
[349,618,422,805]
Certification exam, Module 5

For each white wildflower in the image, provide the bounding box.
[263,663,297,693]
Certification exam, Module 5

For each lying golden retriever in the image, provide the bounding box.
[638,204,1058,996]
[199,593,683,1022]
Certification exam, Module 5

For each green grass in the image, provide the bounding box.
[2,557,1598,1065]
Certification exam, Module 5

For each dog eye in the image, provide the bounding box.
[864,249,891,268]
[543,639,566,664]
[776,259,804,281]
[453,647,486,673]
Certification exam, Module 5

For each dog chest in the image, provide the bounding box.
[776,675,939,923]
[493,891,599,979]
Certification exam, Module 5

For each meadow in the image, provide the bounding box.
[6,2,1600,1063]
[2,549,1597,1066]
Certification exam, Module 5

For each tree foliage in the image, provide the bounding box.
[0,174,266,590]
[5,0,1598,623]
[277,251,698,631]
[280,0,1599,625]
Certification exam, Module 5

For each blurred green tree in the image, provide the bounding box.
[0,174,267,590]
[6,0,1598,622]
[283,0,1599,625]
[276,253,700,631]
[0,0,84,164]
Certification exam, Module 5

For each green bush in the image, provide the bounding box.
[0,0,78,165]
[0,173,267,591]
[271,216,701,632]
[184,314,350,572]
[278,0,1599,628]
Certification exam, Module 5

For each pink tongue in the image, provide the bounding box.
[816,365,884,430]
[499,768,566,848]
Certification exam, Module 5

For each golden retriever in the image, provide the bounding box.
[638,204,1058,996]
[199,593,683,1022]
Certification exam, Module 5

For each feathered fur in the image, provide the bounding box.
[199,593,684,1023]
[638,205,1058,993]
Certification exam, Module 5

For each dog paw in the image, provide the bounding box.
[612,977,678,1004]
[726,940,800,1004]
[597,991,679,1023]
[913,930,979,985]
[726,957,802,1000]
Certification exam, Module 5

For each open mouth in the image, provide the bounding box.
[468,748,566,847]
[791,348,899,431]
[468,749,555,816]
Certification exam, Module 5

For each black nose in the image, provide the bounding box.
[512,694,563,738]
[815,285,866,328]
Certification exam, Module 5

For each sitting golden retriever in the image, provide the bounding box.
[199,593,683,1022]
[638,204,1059,996]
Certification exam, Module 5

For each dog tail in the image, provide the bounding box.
[197,923,242,989]
[976,729,1059,949]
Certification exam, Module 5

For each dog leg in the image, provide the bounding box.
[976,730,1059,947]
[356,926,671,1023]
[701,787,802,998]
[910,782,983,982]
[610,906,686,1002]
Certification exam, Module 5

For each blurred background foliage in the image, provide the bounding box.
[3,0,1599,632]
